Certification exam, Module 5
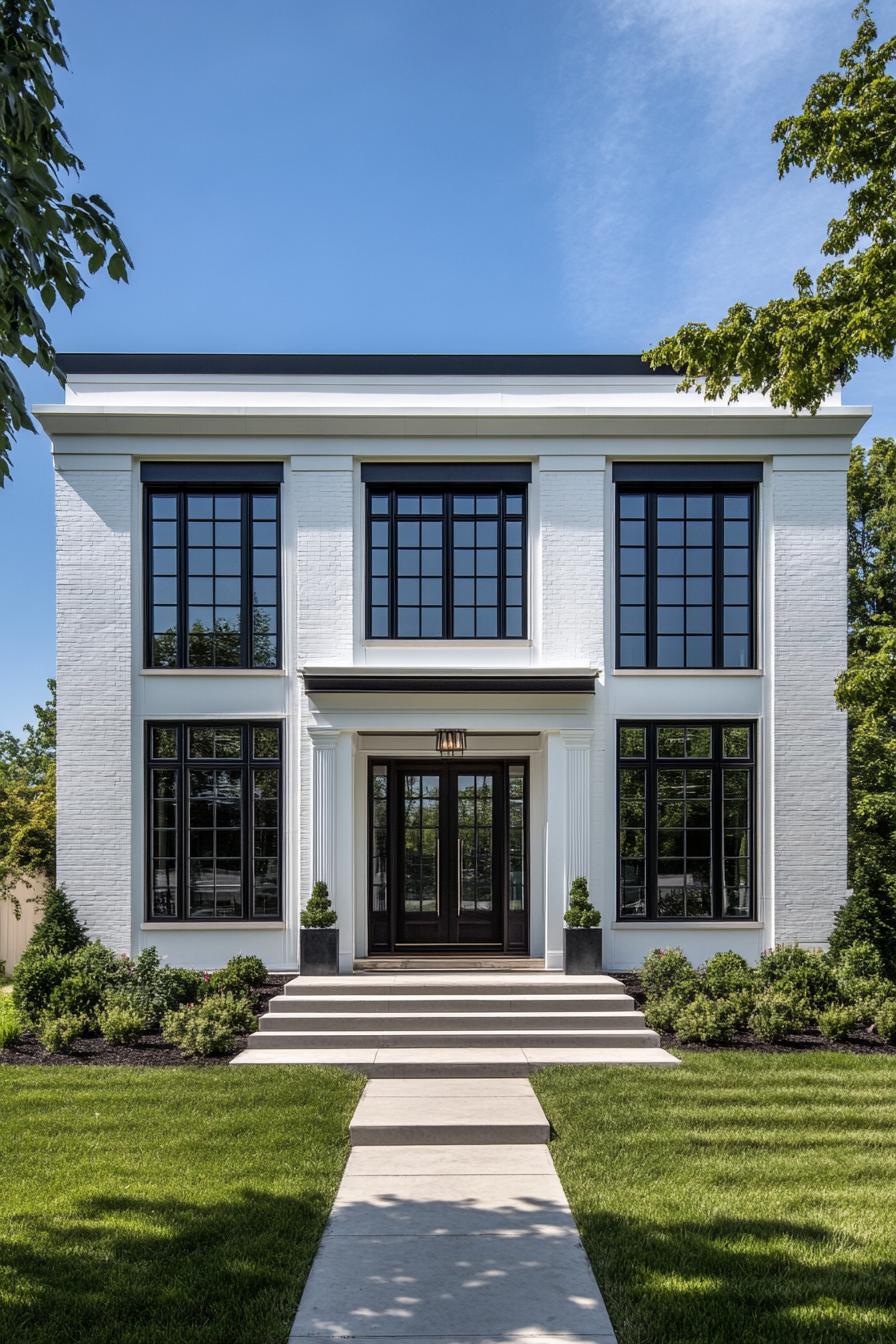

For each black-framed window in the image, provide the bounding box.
[617,720,755,921]
[145,487,280,668]
[616,487,756,669]
[146,721,282,921]
[366,487,527,639]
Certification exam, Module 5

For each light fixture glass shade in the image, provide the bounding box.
[436,728,467,757]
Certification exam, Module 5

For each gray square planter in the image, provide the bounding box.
[299,927,339,977]
[564,927,603,975]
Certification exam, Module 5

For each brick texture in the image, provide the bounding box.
[772,466,848,947]
[55,466,133,951]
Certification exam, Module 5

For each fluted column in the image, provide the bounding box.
[564,731,592,891]
[309,729,339,897]
[544,730,593,969]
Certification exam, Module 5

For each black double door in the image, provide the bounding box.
[398,763,503,948]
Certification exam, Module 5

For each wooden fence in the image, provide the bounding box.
[0,878,45,975]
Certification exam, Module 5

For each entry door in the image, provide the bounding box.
[397,765,503,947]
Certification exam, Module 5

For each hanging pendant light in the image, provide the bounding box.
[436,728,467,757]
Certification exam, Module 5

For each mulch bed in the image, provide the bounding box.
[0,975,291,1068]
[616,971,896,1055]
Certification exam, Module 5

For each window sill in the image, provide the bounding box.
[612,920,763,930]
[140,669,288,677]
[612,668,763,677]
[141,921,287,931]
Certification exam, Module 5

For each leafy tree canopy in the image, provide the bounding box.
[644,3,896,413]
[1,0,132,485]
[831,439,896,974]
[0,679,56,906]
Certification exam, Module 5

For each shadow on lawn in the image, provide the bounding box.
[0,1188,331,1344]
[577,1209,896,1344]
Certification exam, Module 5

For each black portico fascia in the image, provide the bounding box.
[300,668,599,695]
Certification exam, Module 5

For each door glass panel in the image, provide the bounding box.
[371,766,388,913]
[508,765,526,911]
[457,774,495,912]
[402,774,439,913]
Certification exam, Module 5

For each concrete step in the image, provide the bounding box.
[348,1085,550,1146]
[282,972,627,997]
[266,992,636,1014]
[231,1045,680,1072]
[256,1009,646,1033]
[246,1027,660,1050]
[353,957,546,972]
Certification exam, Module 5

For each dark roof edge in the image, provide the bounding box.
[55,353,678,378]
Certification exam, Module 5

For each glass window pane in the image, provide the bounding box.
[723,726,751,758]
[152,727,178,759]
[657,495,684,519]
[723,635,750,668]
[152,495,177,519]
[619,493,646,519]
[619,726,646,757]
[619,635,646,666]
[657,635,684,667]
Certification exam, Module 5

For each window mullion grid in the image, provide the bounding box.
[647,724,658,919]
[176,491,187,668]
[242,728,251,919]
[241,492,250,668]
[711,724,722,918]
[647,493,658,668]
[444,493,452,639]
[176,725,187,920]
[712,491,723,668]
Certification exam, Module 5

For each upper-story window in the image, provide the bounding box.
[614,464,761,670]
[363,465,530,640]
[142,463,282,669]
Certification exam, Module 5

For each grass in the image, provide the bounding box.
[533,1053,896,1344]
[0,1065,364,1344]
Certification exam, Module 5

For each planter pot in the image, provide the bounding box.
[300,927,339,977]
[564,926,603,976]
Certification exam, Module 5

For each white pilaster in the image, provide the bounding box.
[543,730,593,969]
[308,728,355,974]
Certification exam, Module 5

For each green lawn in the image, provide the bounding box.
[0,1065,364,1344]
[534,1054,896,1344]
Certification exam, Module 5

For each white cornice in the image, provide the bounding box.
[34,403,871,440]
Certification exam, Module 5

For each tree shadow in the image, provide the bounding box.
[575,1208,896,1344]
[0,1188,331,1344]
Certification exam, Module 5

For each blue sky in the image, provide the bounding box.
[1,0,894,731]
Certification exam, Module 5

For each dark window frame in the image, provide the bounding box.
[615,485,757,670]
[616,720,756,922]
[365,485,528,640]
[143,484,282,669]
[145,719,284,922]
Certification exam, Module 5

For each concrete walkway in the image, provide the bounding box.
[289,1077,617,1344]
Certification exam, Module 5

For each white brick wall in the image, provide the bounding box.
[771,462,849,947]
[539,463,604,669]
[55,465,133,951]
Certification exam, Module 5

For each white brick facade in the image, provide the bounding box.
[39,360,867,969]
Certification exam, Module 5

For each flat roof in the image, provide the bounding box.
[55,353,677,377]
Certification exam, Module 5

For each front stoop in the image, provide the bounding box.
[232,970,679,1071]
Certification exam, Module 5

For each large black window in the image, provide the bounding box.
[145,487,280,668]
[617,721,754,921]
[146,721,282,921]
[616,487,755,669]
[366,487,527,639]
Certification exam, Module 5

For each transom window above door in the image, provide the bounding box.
[366,485,527,639]
[142,463,282,670]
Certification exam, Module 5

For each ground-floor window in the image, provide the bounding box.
[617,720,754,921]
[146,720,282,921]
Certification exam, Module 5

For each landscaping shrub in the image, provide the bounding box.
[749,991,802,1043]
[674,994,738,1045]
[817,1005,858,1043]
[849,976,894,1024]
[25,886,88,957]
[563,877,601,928]
[162,965,207,1006]
[0,996,22,1048]
[46,941,128,1028]
[97,999,148,1046]
[643,991,689,1034]
[37,1012,87,1054]
[206,954,268,997]
[12,950,70,1025]
[703,951,755,1001]
[832,940,889,999]
[162,992,256,1058]
[757,944,837,1010]
[640,948,699,1001]
[873,998,896,1044]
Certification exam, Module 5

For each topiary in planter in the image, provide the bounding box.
[563,878,602,975]
[300,882,339,976]
[301,882,337,929]
[563,877,601,929]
